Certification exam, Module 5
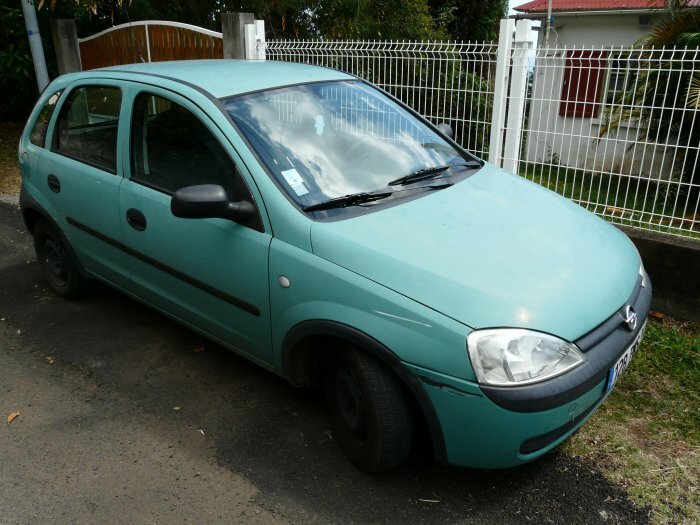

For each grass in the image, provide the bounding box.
[564,316,700,524]
[520,163,699,239]
[0,122,22,195]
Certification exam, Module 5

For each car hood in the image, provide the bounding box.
[310,165,641,341]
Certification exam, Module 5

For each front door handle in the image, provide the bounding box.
[126,208,147,231]
[47,174,60,193]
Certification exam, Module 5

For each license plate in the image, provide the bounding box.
[605,322,646,394]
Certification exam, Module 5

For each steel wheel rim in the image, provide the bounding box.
[42,236,68,286]
[334,365,366,436]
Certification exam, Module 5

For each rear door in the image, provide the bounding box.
[119,87,273,366]
[39,80,131,288]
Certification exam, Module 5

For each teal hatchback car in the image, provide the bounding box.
[19,60,650,472]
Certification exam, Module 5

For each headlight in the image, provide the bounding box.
[467,329,585,386]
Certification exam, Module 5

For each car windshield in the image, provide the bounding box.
[222,80,476,212]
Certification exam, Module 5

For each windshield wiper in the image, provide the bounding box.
[302,191,393,212]
[388,161,483,186]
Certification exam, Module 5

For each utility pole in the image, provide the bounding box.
[544,0,553,48]
[20,0,50,92]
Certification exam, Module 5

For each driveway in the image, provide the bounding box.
[0,200,650,524]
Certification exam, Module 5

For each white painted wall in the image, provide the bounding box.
[539,13,660,48]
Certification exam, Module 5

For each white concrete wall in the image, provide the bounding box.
[523,13,675,181]
[540,13,659,47]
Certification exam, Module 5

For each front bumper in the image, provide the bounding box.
[407,274,651,469]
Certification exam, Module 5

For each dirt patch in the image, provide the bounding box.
[0,122,23,195]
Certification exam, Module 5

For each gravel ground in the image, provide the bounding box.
[0,200,651,524]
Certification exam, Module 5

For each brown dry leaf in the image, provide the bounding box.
[7,411,20,424]
[193,346,205,353]
[649,310,666,320]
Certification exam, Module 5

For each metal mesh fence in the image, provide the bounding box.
[264,39,699,238]
[264,40,499,159]
[507,46,700,238]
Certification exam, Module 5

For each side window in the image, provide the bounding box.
[130,92,243,200]
[30,90,63,147]
[53,86,121,172]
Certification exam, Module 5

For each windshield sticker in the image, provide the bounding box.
[281,168,310,196]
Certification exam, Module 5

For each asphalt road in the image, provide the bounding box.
[0,200,651,525]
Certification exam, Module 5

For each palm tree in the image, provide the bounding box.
[599,3,699,202]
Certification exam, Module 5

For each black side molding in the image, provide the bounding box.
[66,216,260,317]
[282,320,448,464]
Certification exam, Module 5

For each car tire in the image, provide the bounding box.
[33,219,86,299]
[324,345,414,473]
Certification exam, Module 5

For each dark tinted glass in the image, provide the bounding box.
[54,86,121,172]
[30,91,63,147]
[130,93,241,199]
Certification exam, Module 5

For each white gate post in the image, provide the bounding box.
[488,19,515,166]
[244,23,256,59]
[255,20,266,60]
[502,20,533,174]
[244,19,266,60]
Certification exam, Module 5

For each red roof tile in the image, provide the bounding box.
[514,0,698,13]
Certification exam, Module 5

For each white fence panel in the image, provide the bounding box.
[264,40,499,159]
[509,45,700,238]
[263,37,699,239]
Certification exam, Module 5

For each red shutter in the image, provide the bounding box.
[559,50,609,118]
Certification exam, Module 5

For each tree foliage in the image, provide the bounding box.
[601,3,700,198]
[1,0,507,121]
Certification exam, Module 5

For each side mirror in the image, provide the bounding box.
[171,184,255,223]
[437,122,454,139]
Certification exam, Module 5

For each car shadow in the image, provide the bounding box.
[3,254,650,525]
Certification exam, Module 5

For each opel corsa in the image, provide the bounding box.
[18,60,651,472]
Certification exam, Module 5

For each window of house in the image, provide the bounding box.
[53,86,121,172]
[30,91,63,147]
[130,92,244,201]
[604,58,637,107]
[559,50,609,118]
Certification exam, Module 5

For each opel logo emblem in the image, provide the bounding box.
[623,305,637,331]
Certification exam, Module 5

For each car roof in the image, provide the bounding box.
[98,59,355,99]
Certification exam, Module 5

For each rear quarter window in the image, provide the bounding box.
[29,91,63,147]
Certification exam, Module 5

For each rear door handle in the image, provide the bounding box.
[47,174,60,193]
[126,208,147,231]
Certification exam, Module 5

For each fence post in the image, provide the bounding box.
[502,20,533,174]
[254,20,266,60]
[50,19,82,75]
[488,19,514,166]
[222,12,254,59]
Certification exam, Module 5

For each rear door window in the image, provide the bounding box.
[52,86,121,172]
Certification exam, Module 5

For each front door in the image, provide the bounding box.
[119,88,273,366]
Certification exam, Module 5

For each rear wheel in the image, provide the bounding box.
[324,345,413,472]
[33,219,86,299]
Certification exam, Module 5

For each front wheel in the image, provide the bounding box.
[324,346,414,473]
[33,219,86,299]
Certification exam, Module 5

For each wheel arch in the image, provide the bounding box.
[282,319,447,464]
[20,189,88,279]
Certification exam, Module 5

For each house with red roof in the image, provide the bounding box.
[513,0,697,47]
[511,0,698,180]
